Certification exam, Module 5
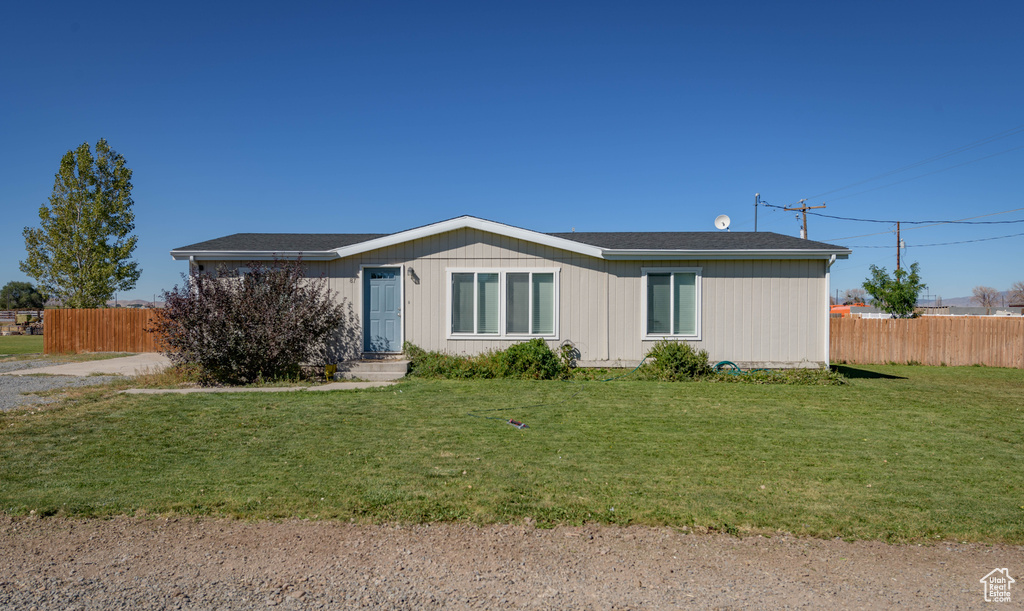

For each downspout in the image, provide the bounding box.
[824,254,836,368]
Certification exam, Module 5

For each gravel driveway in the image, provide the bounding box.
[0,359,119,411]
[1,517,1020,609]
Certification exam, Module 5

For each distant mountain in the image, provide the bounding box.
[919,291,1016,307]
[106,299,165,309]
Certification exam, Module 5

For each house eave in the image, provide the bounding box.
[170,250,337,261]
[601,249,851,260]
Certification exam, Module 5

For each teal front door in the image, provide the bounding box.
[364,267,401,352]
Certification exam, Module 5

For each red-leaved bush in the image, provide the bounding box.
[151,259,356,385]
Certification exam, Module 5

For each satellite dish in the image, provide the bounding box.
[714,214,731,231]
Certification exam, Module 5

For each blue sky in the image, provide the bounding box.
[3,1,1022,303]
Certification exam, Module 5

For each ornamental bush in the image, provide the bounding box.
[495,338,566,379]
[403,342,498,379]
[406,339,566,380]
[151,260,352,385]
[642,340,712,381]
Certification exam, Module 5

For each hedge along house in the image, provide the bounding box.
[170,216,851,368]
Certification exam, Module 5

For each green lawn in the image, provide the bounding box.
[1,364,1022,543]
[0,334,44,355]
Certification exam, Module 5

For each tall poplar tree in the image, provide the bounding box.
[20,139,140,308]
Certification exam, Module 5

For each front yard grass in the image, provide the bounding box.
[0,334,44,356]
[1,364,1022,543]
[0,334,134,362]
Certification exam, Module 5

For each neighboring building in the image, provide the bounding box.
[830,303,870,318]
[170,216,851,368]
[917,306,1024,316]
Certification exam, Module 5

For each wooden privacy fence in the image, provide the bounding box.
[45,309,164,354]
[830,317,1024,368]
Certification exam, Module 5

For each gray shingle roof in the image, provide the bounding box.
[172,233,389,252]
[548,231,845,250]
[172,214,851,257]
[174,230,845,253]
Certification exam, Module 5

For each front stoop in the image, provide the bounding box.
[359,352,405,360]
[335,359,409,382]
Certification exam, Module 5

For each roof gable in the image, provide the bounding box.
[331,217,605,259]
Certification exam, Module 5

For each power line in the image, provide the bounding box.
[814,211,1024,225]
[763,204,1024,227]
[901,208,1024,232]
[845,231,1024,248]
[824,229,895,241]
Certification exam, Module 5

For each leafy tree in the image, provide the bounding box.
[20,139,140,308]
[971,285,1000,314]
[0,281,45,310]
[1009,281,1024,306]
[862,263,926,319]
[151,259,355,385]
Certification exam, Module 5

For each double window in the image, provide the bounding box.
[641,268,701,339]
[449,269,558,337]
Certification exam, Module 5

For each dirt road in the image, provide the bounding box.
[1,517,1018,609]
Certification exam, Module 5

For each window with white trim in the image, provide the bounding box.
[448,269,558,338]
[641,268,701,339]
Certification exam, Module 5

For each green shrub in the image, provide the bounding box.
[496,338,566,379]
[405,339,566,380]
[641,340,712,381]
[404,343,495,379]
[406,339,843,385]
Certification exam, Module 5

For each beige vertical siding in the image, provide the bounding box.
[196,228,830,367]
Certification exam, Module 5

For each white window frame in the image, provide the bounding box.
[446,268,560,340]
[640,267,702,341]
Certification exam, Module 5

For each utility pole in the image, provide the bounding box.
[896,221,901,271]
[754,193,760,232]
[784,199,826,239]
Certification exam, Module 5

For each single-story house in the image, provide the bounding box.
[170,215,851,368]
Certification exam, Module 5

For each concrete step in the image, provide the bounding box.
[334,359,409,381]
[360,352,406,361]
[337,370,407,382]
[340,359,410,373]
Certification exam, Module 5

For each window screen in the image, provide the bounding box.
[673,273,696,335]
[647,273,671,335]
[451,273,475,333]
[476,273,499,334]
[531,273,554,335]
[506,273,530,334]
